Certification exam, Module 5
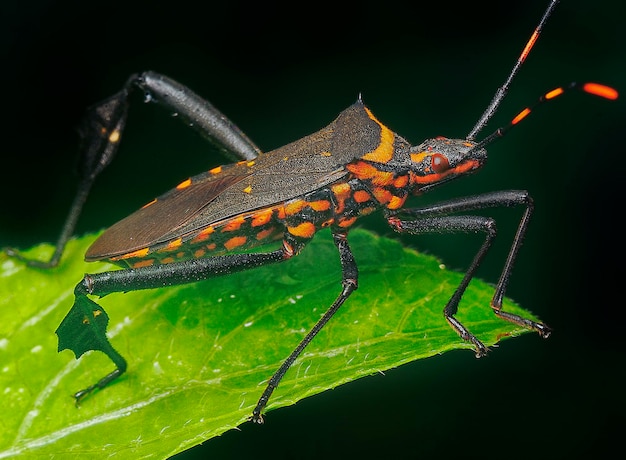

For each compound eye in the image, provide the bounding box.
[431,153,450,173]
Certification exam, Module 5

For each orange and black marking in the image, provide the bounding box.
[109,204,286,268]
[107,172,390,269]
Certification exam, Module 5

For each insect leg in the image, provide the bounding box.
[58,237,304,404]
[135,71,261,162]
[4,90,129,268]
[386,190,551,356]
[5,72,260,267]
[252,230,358,424]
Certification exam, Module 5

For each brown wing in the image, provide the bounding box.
[85,172,251,260]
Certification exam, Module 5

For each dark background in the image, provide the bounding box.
[3,1,625,458]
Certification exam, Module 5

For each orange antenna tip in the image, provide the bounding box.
[582,83,619,100]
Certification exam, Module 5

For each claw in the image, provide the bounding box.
[250,412,265,425]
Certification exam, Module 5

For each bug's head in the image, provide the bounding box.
[408,136,487,192]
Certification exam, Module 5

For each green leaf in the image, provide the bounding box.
[0,229,541,458]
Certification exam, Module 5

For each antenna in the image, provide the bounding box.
[469,82,618,153]
[467,0,559,141]
[464,0,617,153]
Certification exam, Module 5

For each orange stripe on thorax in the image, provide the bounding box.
[360,107,395,163]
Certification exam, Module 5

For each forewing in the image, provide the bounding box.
[85,171,251,260]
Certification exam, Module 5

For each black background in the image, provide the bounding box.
[3,1,625,458]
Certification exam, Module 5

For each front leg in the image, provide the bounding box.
[387,190,551,356]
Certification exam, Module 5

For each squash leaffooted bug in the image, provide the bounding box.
[5,0,617,424]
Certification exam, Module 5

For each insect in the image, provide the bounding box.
[5,0,617,424]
